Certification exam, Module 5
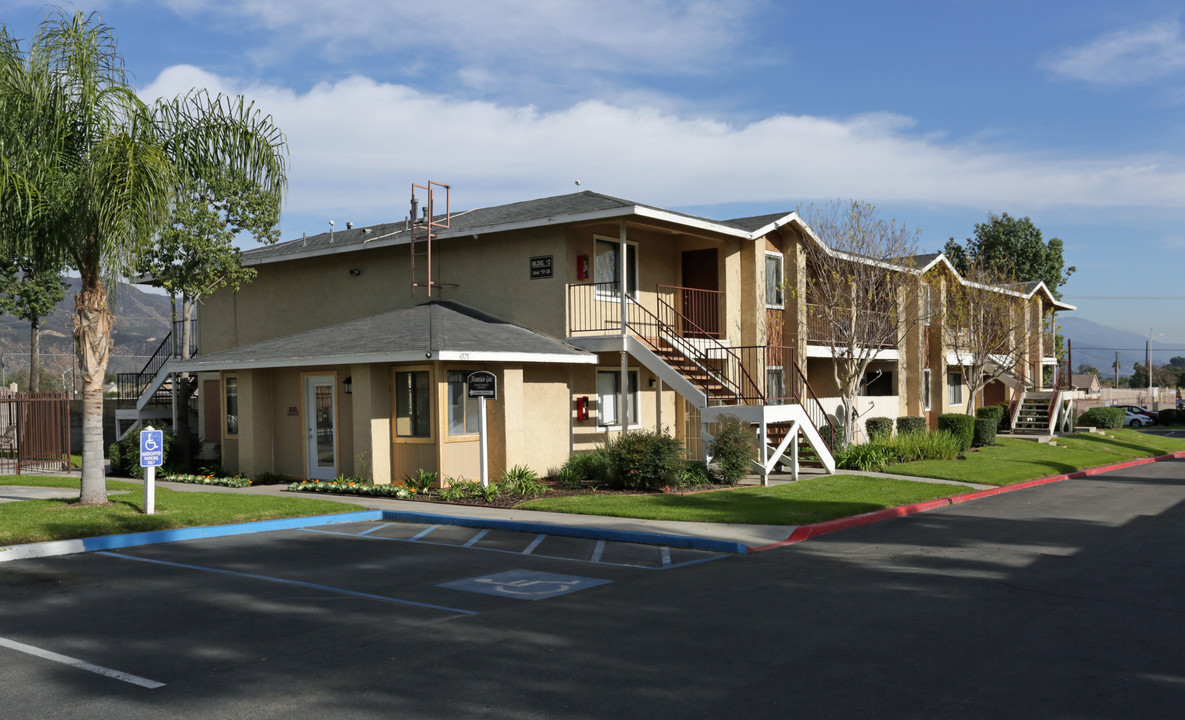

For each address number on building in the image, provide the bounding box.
[530,255,553,279]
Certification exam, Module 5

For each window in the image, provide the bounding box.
[395,370,431,438]
[597,369,639,427]
[595,238,638,297]
[766,367,786,404]
[923,369,932,411]
[948,371,963,405]
[225,377,238,436]
[765,253,784,307]
[447,370,480,436]
[862,370,894,397]
[922,283,932,326]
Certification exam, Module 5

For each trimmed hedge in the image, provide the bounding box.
[609,430,687,491]
[1158,408,1177,425]
[1077,406,1124,429]
[865,416,893,441]
[994,403,1012,433]
[937,413,976,451]
[896,416,927,436]
[972,418,997,447]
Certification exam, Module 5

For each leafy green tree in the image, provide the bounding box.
[1076,363,1099,375]
[139,168,280,464]
[1131,363,1148,390]
[0,252,67,392]
[943,213,1076,298]
[0,11,286,504]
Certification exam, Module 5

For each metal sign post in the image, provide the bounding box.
[467,371,497,487]
[140,426,164,514]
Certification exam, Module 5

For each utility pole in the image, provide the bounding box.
[1114,351,1119,388]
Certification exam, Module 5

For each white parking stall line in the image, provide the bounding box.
[660,547,672,568]
[521,534,547,555]
[0,636,166,689]
[356,523,392,536]
[590,540,606,563]
[463,529,490,547]
[409,525,440,541]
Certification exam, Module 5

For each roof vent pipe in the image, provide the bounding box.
[410,194,419,225]
[347,222,354,230]
[328,220,334,242]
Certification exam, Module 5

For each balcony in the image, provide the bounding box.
[805,303,896,349]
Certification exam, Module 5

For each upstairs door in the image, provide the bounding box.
[305,375,337,480]
[680,249,719,337]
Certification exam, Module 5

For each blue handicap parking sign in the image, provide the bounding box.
[438,569,612,600]
[140,429,164,468]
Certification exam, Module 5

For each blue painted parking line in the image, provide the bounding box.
[95,551,478,616]
[660,547,672,568]
[440,570,613,601]
[357,523,391,536]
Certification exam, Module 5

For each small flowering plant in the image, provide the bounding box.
[287,478,414,499]
[162,473,252,488]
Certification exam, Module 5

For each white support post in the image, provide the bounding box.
[618,219,629,438]
[479,395,489,487]
[759,419,769,487]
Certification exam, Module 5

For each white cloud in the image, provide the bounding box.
[1043,19,1185,85]
[140,65,1185,226]
[151,0,755,80]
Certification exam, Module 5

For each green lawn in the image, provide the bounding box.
[890,429,1185,486]
[519,475,970,525]
[0,476,362,545]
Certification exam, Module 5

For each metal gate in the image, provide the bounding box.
[0,392,71,474]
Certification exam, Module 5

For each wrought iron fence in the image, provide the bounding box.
[0,391,70,474]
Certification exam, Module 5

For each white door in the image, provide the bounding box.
[305,375,337,480]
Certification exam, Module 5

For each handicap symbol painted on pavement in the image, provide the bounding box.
[438,569,612,600]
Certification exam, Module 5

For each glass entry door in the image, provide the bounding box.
[305,375,337,480]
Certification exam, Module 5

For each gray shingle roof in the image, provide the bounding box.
[174,301,595,372]
[244,191,797,265]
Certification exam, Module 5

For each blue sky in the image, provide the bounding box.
[4,0,1185,348]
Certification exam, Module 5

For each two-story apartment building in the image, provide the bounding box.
[123,188,1072,485]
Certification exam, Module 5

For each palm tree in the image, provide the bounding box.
[0,11,286,503]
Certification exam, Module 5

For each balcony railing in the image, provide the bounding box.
[657,285,724,339]
[805,303,896,348]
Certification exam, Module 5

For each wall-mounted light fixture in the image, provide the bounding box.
[343,376,352,394]
[348,268,361,276]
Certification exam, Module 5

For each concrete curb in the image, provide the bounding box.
[0,508,750,564]
[749,450,1185,552]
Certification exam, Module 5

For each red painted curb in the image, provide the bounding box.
[749,450,1185,552]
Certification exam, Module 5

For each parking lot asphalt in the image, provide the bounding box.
[2,456,1185,719]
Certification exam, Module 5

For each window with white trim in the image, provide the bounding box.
[765,252,784,308]
[923,368,932,411]
[595,238,638,297]
[447,371,480,436]
[948,371,963,405]
[597,369,639,427]
[766,367,786,404]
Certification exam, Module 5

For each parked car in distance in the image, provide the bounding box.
[1115,405,1158,427]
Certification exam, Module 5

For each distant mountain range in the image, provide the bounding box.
[1060,316,1184,375]
[0,278,173,360]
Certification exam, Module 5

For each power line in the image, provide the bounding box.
[1064,295,1185,300]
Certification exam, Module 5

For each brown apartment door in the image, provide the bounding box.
[681,249,719,337]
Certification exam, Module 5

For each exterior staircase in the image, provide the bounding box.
[568,284,836,481]
[1012,391,1052,434]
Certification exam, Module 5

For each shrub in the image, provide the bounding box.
[108,425,177,478]
[835,443,893,472]
[678,461,715,487]
[252,472,287,485]
[288,479,413,498]
[162,473,251,488]
[403,469,438,492]
[708,415,758,485]
[608,430,687,491]
[499,465,546,497]
[972,418,997,447]
[1077,407,1124,429]
[883,430,962,463]
[865,416,893,442]
[562,447,612,486]
[937,413,976,451]
[555,465,584,489]
[976,405,1005,424]
[1157,408,1177,425]
[896,416,927,436]
[994,403,1012,433]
